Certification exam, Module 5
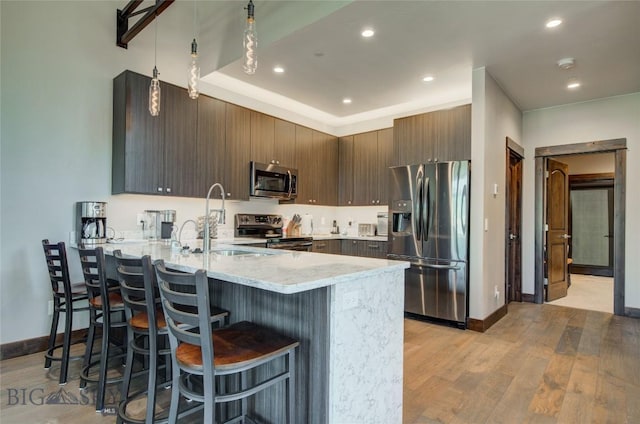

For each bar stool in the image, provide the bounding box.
[115,252,231,423]
[42,240,89,385]
[78,246,127,413]
[155,259,299,423]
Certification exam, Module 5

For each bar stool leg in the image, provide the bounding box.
[80,310,97,389]
[118,328,135,417]
[59,301,73,385]
[145,335,158,424]
[95,315,110,412]
[45,298,60,370]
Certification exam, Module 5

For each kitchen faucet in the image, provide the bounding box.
[177,219,197,246]
[204,183,226,255]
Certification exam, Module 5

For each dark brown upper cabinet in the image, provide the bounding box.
[112,70,198,197]
[250,112,296,167]
[393,104,471,165]
[295,126,338,206]
[196,95,226,197]
[338,135,354,206]
[224,103,251,201]
[340,127,393,206]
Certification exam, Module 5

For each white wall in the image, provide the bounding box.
[470,68,523,320]
[522,93,640,308]
[0,1,391,345]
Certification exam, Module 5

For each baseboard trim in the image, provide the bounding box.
[521,293,535,303]
[0,329,91,361]
[468,303,508,333]
[625,306,640,318]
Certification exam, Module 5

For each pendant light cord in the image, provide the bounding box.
[154,15,158,68]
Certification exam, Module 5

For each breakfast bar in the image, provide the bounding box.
[103,241,409,424]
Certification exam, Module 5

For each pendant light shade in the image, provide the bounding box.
[149,66,161,116]
[188,39,200,99]
[243,0,257,75]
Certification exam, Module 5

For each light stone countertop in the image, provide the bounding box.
[103,240,408,295]
[311,234,388,242]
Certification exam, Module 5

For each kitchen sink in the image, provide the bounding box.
[210,249,271,257]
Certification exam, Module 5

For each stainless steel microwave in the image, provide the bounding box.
[249,161,298,200]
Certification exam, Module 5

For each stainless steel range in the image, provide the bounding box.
[235,214,313,251]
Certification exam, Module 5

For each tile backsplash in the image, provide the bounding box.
[104,194,387,239]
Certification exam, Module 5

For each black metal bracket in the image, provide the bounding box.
[116,0,175,49]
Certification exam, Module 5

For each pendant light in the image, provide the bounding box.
[149,17,161,116]
[187,1,200,99]
[243,0,257,75]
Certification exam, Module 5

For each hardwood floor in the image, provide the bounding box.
[404,303,640,424]
[1,302,638,423]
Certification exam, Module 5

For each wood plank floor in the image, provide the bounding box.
[404,303,640,424]
[1,302,638,423]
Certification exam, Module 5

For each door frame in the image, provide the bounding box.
[568,173,614,277]
[505,137,524,302]
[534,138,626,315]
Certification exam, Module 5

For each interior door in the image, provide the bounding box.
[506,149,523,302]
[546,158,570,301]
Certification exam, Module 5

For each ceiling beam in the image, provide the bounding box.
[117,0,175,49]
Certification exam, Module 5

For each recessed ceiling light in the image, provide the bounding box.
[361,28,375,38]
[567,79,581,90]
[422,76,435,82]
[273,66,285,73]
[546,18,563,28]
[342,98,352,104]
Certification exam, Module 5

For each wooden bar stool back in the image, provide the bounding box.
[42,240,89,385]
[114,251,170,424]
[154,259,299,423]
[78,246,127,413]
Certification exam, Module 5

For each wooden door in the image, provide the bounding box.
[274,118,296,167]
[163,82,198,197]
[338,136,354,206]
[113,71,163,195]
[353,131,378,205]
[224,103,251,200]
[250,111,275,164]
[314,130,338,206]
[196,95,226,196]
[506,148,523,302]
[393,114,426,166]
[295,126,314,204]
[376,128,394,205]
[546,158,570,301]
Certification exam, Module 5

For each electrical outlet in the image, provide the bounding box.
[48,300,54,315]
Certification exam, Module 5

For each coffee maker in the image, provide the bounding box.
[76,201,107,245]
[144,210,176,241]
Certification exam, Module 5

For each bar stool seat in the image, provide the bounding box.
[42,240,90,386]
[89,292,124,308]
[129,308,167,330]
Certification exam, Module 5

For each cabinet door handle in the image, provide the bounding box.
[348,200,352,205]
[157,187,163,192]
[316,243,326,248]
[368,244,379,249]
[226,193,231,197]
[166,187,172,193]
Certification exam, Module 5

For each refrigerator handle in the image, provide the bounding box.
[423,176,431,243]
[415,174,423,242]
[461,184,468,234]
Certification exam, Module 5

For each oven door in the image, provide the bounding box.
[250,161,298,199]
[267,241,313,252]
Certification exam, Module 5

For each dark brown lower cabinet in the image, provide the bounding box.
[339,239,387,259]
[312,240,341,254]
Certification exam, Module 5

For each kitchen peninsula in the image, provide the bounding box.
[103,241,409,424]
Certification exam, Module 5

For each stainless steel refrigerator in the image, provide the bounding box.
[387,161,470,328]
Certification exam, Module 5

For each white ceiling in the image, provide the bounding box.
[193,0,640,127]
